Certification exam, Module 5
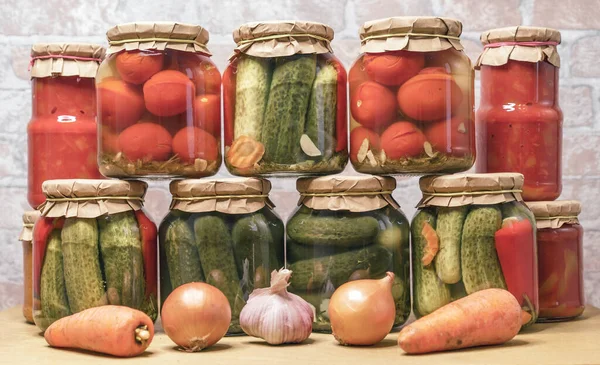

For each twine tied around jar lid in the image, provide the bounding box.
[231,20,334,59]
[30,43,105,78]
[39,179,147,219]
[476,26,561,68]
[296,175,399,213]
[106,22,212,56]
[359,16,464,53]
[526,200,581,229]
[169,178,274,214]
[19,210,41,242]
[418,173,524,208]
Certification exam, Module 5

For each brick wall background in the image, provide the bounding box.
[0,0,598,310]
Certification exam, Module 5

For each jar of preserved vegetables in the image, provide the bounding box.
[223,21,348,176]
[476,27,562,201]
[159,178,284,335]
[286,176,410,332]
[349,17,475,174]
[19,210,41,324]
[98,22,221,178]
[33,180,157,331]
[28,43,105,208]
[527,201,584,321]
[413,173,538,326]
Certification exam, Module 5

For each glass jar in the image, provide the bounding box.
[97,22,221,178]
[286,176,410,332]
[19,210,41,324]
[413,173,538,327]
[159,178,284,335]
[32,180,157,331]
[223,21,348,176]
[28,43,105,208]
[349,17,475,174]
[476,27,562,201]
[527,201,584,321]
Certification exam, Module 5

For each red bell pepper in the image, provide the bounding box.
[494,219,538,317]
[332,59,348,152]
[135,210,158,299]
[32,217,64,299]
[223,63,237,148]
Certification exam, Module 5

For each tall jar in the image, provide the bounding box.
[413,173,538,327]
[349,17,475,174]
[28,43,105,208]
[527,201,584,321]
[223,21,348,176]
[33,180,158,331]
[476,27,562,201]
[286,176,410,332]
[19,210,41,324]
[159,178,284,335]
[97,22,221,178]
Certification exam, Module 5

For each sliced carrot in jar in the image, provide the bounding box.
[421,221,439,266]
[227,136,265,169]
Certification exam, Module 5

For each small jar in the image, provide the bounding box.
[159,178,284,335]
[19,210,41,324]
[223,21,348,176]
[33,180,158,330]
[527,201,584,321]
[28,43,105,208]
[97,22,221,178]
[413,173,538,326]
[349,17,475,174]
[286,176,410,332]
[476,27,562,201]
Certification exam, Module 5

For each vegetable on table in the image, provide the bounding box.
[397,288,522,354]
[44,305,154,357]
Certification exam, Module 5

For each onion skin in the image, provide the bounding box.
[329,272,396,346]
[161,282,231,352]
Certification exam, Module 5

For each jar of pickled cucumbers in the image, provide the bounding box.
[97,22,221,178]
[19,210,41,324]
[223,21,348,176]
[527,201,584,321]
[159,178,284,335]
[349,17,475,174]
[413,173,538,326]
[286,176,410,332]
[33,180,157,330]
[476,27,562,201]
[28,43,105,208]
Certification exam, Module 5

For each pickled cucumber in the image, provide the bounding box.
[435,206,468,284]
[306,62,337,158]
[234,56,272,140]
[61,218,107,313]
[287,213,380,247]
[461,206,507,294]
[98,212,145,309]
[164,218,204,289]
[39,230,70,329]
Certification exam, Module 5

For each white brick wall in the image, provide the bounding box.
[1,0,599,309]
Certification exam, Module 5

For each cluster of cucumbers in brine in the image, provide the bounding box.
[412,202,535,318]
[226,54,347,175]
[36,212,155,331]
[286,206,411,332]
[159,210,284,334]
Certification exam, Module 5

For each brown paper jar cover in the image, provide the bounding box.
[30,43,105,78]
[527,200,581,229]
[19,210,41,242]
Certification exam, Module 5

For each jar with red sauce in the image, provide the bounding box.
[476,27,562,201]
[349,17,475,174]
[97,22,221,178]
[28,43,105,208]
[527,200,584,321]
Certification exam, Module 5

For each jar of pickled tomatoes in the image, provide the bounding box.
[476,27,562,201]
[349,17,475,174]
[223,21,348,176]
[28,43,105,208]
[527,201,584,321]
[97,22,222,178]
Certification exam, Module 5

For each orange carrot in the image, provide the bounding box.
[44,306,154,357]
[397,288,521,354]
[421,221,439,266]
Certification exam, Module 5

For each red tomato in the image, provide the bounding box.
[116,50,164,85]
[380,121,426,158]
[173,52,221,95]
[172,126,219,163]
[118,122,173,162]
[350,81,397,131]
[143,70,196,117]
[424,116,472,157]
[363,51,424,86]
[97,78,145,131]
[350,127,380,163]
[194,94,221,137]
[349,57,370,96]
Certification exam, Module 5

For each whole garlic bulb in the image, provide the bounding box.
[240,269,313,345]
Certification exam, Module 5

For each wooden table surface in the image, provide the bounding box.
[0,306,599,364]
